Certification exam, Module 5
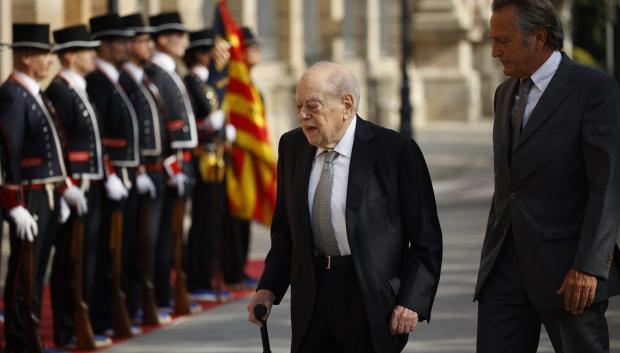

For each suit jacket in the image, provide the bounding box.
[145,63,197,150]
[184,72,219,144]
[86,68,139,168]
[257,117,442,353]
[0,74,67,185]
[475,53,620,309]
[46,74,104,180]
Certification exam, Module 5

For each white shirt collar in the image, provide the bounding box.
[96,58,120,84]
[14,71,41,96]
[151,50,176,73]
[530,51,562,93]
[316,115,357,159]
[123,61,144,82]
[191,65,209,82]
[60,68,87,92]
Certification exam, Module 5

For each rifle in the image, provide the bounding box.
[20,240,44,352]
[138,195,160,325]
[172,197,190,314]
[18,183,44,352]
[71,217,96,349]
[109,209,133,337]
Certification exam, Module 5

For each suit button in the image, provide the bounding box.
[510,193,517,200]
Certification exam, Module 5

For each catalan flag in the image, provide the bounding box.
[211,0,277,225]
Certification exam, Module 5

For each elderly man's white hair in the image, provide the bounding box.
[307,61,361,112]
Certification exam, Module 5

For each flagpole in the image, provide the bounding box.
[108,0,118,14]
[399,0,414,138]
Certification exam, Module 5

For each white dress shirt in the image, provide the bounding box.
[519,50,562,127]
[123,61,145,82]
[308,116,357,256]
[96,58,120,84]
[14,71,41,96]
[60,69,87,93]
[151,51,176,73]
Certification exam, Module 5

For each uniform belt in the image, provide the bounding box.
[144,163,163,172]
[313,255,352,270]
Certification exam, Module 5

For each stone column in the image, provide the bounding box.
[0,0,11,82]
[412,0,483,123]
[161,0,203,29]
[64,0,92,25]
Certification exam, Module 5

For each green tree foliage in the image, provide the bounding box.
[572,0,607,68]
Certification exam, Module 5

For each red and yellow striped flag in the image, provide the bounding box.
[215,1,277,225]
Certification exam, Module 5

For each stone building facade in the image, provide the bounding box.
[0,0,505,141]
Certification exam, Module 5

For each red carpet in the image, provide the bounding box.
[0,259,265,351]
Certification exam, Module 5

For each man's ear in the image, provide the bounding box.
[341,94,354,116]
[534,27,548,51]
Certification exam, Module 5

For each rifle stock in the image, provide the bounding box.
[172,197,190,314]
[21,240,45,352]
[71,218,96,349]
[109,210,133,337]
[138,197,160,325]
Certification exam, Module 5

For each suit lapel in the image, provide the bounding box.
[497,79,518,164]
[345,118,377,244]
[515,54,574,151]
[296,137,316,248]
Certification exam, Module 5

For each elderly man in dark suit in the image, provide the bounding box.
[247,62,442,353]
[475,1,620,353]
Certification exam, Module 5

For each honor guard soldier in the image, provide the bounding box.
[85,13,141,338]
[183,28,233,301]
[146,12,197,313]
[0,23,88,353]
[223,26,260,289]
[119,13,172,325]
[45,24,113,350]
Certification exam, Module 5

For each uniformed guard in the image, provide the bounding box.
[119,12,172,325]
[222,26,260,289]
[146,12,197,313]
[183,28,233,301]
[0,23,88,353]
[85,13,141,337]
[45,24,113,349]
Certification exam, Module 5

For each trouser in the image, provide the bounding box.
[186,180,226,291]
[50,180,102,346]
[222,216,250,284]
[477,234,611,353]
[298,259,376,353]
[90,167,137,332]
[4,187,60,353]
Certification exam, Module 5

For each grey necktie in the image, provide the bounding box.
[311,150,341,256]
[511,78,533,151]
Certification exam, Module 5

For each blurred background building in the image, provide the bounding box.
[0,0,616,140]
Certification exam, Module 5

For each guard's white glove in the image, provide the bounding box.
[63,185,88,216]
[167,172,188,197]
[59,198,71,224]
[226,124,237,142]
[136,173,156,199]
[9,206,38,242]
[204,110,225,131]
[105,173,129,201]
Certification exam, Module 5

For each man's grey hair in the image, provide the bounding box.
[492,0,564,50]
[308,61,361,112]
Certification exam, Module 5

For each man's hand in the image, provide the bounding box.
[557,269,597,315]
[389,305,418,335]
[247,289,275,328]
[212,37,231,70]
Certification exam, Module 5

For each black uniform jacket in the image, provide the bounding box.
[474,53,620,309]
[258,117,443,353]
[145,62,197,150]
[119,68,167,164]
[46,73,104,180]
[86,67,139,167]
[0,74,67,185]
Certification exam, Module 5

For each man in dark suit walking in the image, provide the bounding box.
[475,1,620,352]
[247,62,442,353]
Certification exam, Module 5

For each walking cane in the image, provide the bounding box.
[254,304,271,353]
